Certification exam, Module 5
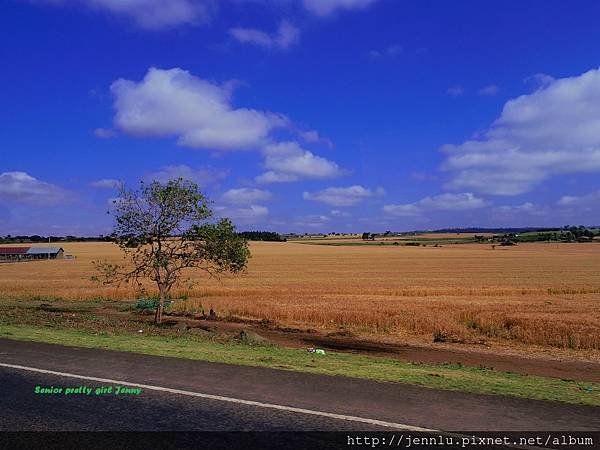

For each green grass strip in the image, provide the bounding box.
[1,324,598,407]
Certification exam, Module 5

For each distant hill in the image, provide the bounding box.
[430,227,561,234]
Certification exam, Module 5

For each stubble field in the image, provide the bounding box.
[1,241,599,358]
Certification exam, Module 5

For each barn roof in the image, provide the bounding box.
[0,247,30,254]
[26,247,64,255]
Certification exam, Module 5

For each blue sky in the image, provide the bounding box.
[2,0,600,235]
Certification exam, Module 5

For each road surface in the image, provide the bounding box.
[0,338,598,436]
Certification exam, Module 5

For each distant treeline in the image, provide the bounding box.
[0,235,112,244]
[432,226,599,234]
[1,232,286,244]
[237,231,286,242]
[3,226,597,245]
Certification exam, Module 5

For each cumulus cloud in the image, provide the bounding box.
[39,0,212,30]
[384,193,488,217]
[303,185,384,206]
[256,141,347,183]
[494,202,546,216]
[300,130,334,148]
[524,73,555,89]
[557,191,600,208]
[495,202,536,212]
[144,164,228,185]
[255,171,299,184]
[302,0,379,16]
[35,0,380,30]
[90,178,121,189]
[442,68,600,195]
[0,172,70,205]
[300,130,321,143]
[292,214,331,229]
[222,187,272,204]
[382,203,421,217]
[214,204,269,222]
[229,21,299,50]
[110,67,288,151]
[106,68,345,186]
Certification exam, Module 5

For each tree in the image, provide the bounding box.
[237,231,285,242]
[93,178,250,324]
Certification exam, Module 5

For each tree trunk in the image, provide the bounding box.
[154,301,163,324]
[154,287,165,324]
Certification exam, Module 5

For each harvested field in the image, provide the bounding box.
[1,241,599,358]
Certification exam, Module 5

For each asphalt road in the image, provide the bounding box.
[1,368,385,432]
[0,338,598,434]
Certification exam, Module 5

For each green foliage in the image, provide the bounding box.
[134,298,172,312]
[237,231,285,242]
[0,234,112,244]
[93,178,250,323]
[494,226,598,244]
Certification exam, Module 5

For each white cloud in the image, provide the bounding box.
[557,191,600,208]
[524,73,555,89]
[300,130,320,143]
[36,0,380,30]
[40,0,212,30]
[222,187,272,204]
[302,0,379,16]
[447,85,464,96]
[490,195,600,225]
[254,171,299,184]
[107,70,345,186]
[300,130,334,148]
[292,213,331,229]
[229,21,299,50]
[330,209,351,217]
[256,141,346,183]
[495,202,536,212]
[382,203,422,217]
[145,164,228,185]
[214,204,269,222]
[384,193,488,217]
[303,185,384,206]
[478,85,499,96]
[90,178,120,189]
[442,68,600,195]
[494,202,546,216]
[94,127,117,138]
[415,192,489,210]
[0,172,70,205]
[110,67,288,151]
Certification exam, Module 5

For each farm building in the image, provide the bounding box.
[0,247,65,261]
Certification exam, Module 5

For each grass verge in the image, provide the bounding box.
[1,324,599,407]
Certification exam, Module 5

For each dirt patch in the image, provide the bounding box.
[5,301,600,383]
[27,303,599,384]
[300,335,600,383]
[156,311,600,383]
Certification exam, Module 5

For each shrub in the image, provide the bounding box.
[134,298,172,312]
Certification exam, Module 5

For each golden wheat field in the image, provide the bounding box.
[1,241,600,354]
